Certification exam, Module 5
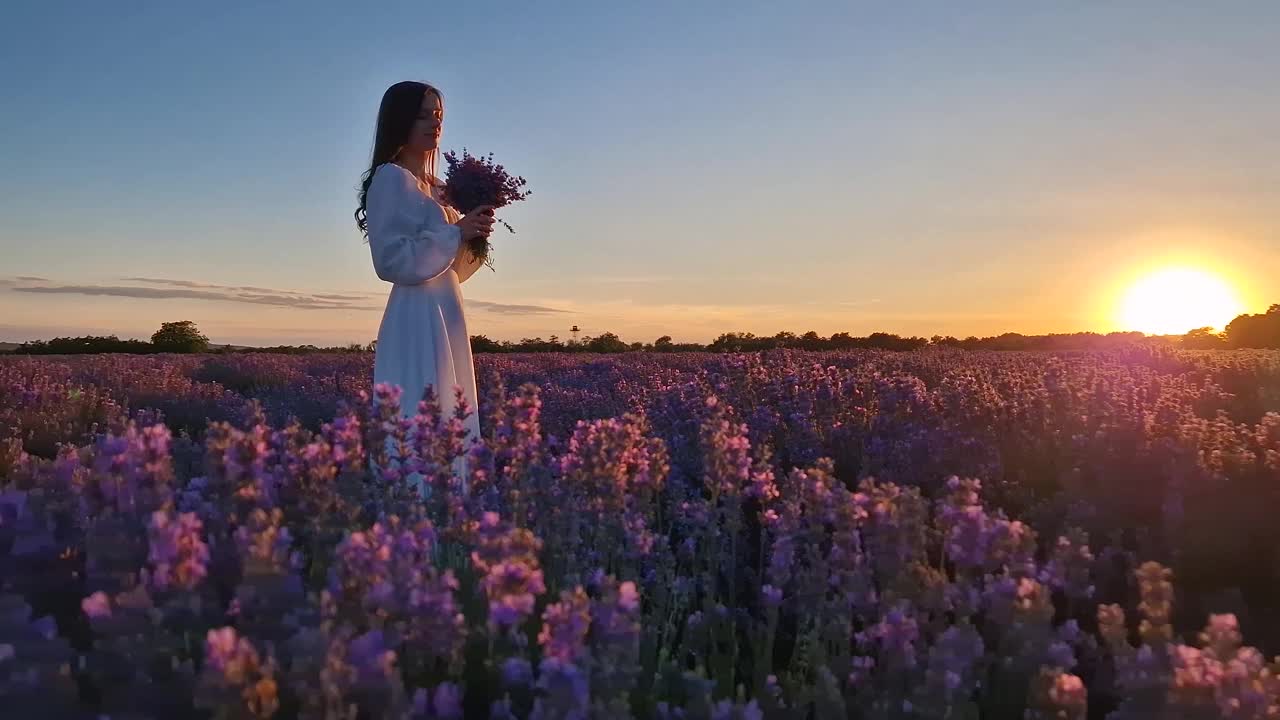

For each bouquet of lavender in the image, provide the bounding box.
[442,148,531,271]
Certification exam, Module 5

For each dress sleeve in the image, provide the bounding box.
[366,165,463,285]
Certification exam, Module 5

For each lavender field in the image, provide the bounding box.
[2,347,1280,719]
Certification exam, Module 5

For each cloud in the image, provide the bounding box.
[121,277,221,289]
[584,275,673,285]
[112,276,381,309]
[466,300,572,315]
[14,284,380,310]
[122,276,377,299]
[0,276,49,286]
[9,276,569,315]
[312,292,376,301]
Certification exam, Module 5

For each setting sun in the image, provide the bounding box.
[1118,267,1245,336]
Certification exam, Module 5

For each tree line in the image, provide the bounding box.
[1181,305,1280,349]
[6,306,1279,356]
[10,321,215,355]
[476,329,1163,354]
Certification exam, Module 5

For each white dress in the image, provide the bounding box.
[366,162,485,486]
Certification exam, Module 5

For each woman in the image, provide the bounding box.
[355,81,495,486]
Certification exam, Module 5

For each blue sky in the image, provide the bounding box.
[2,1,1277,345]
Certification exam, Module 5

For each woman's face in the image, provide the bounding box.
[406,91,443,153]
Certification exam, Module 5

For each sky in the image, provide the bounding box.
[1,1,1277,346]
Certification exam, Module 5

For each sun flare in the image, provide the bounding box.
[1118,267,1244,336]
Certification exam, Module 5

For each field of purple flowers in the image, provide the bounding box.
[2,347,1279,719]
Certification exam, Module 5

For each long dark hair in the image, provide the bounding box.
[355,80,443,237]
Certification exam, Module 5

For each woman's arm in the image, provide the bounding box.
[438,197,486,283]
[453,242,485,283]
[366,165,461,285]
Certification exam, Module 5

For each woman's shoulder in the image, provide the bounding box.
[372,164,436,211]
[371,162,417,190]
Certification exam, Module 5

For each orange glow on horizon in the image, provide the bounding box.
[1115,266,1245,336]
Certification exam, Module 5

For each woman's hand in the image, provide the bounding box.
[455,206,496,242]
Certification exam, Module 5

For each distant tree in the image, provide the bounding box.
[509,336,567,353]
[1182,327,1228,349]
[708,332,760,353]
[865,332,928,351]
[585,332,629,353]
[470,335,505,354]
[22,315,1254,357]
[829,332,857,350]
[151,320,210,353]
[1224,305,1280,348]
[707,333,736,352]
[799,331,825,351]
[13,335,157,355]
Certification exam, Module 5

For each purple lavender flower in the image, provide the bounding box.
[711,699,764,720]
[501,657,534,687]
[1039,529,1096,601]
[765,510,798,589]
[347,629,397,686]
[322,411,364,471]
[485,562,546,627]
[81,591,112,619]
[198,625,280,718]
[205,626,255,681]
[1027,668,1087,720]
[538,586,591,663]
[406,568,466,664]
[431,682,463,720]
[15,332,1280,718]
[1051,673,1087,709]
[1048,641,1077,670]
[89,421,175,516]
[489,698,519,720]
[146,508,210,593]
[234,507,299,575]
[925,623,984,696]
[471,513,546,629]
[531,657,590,720]
[866,602,920,670]
[617,580,640,612]
[442,148,531,269]
[588,576,643,702]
